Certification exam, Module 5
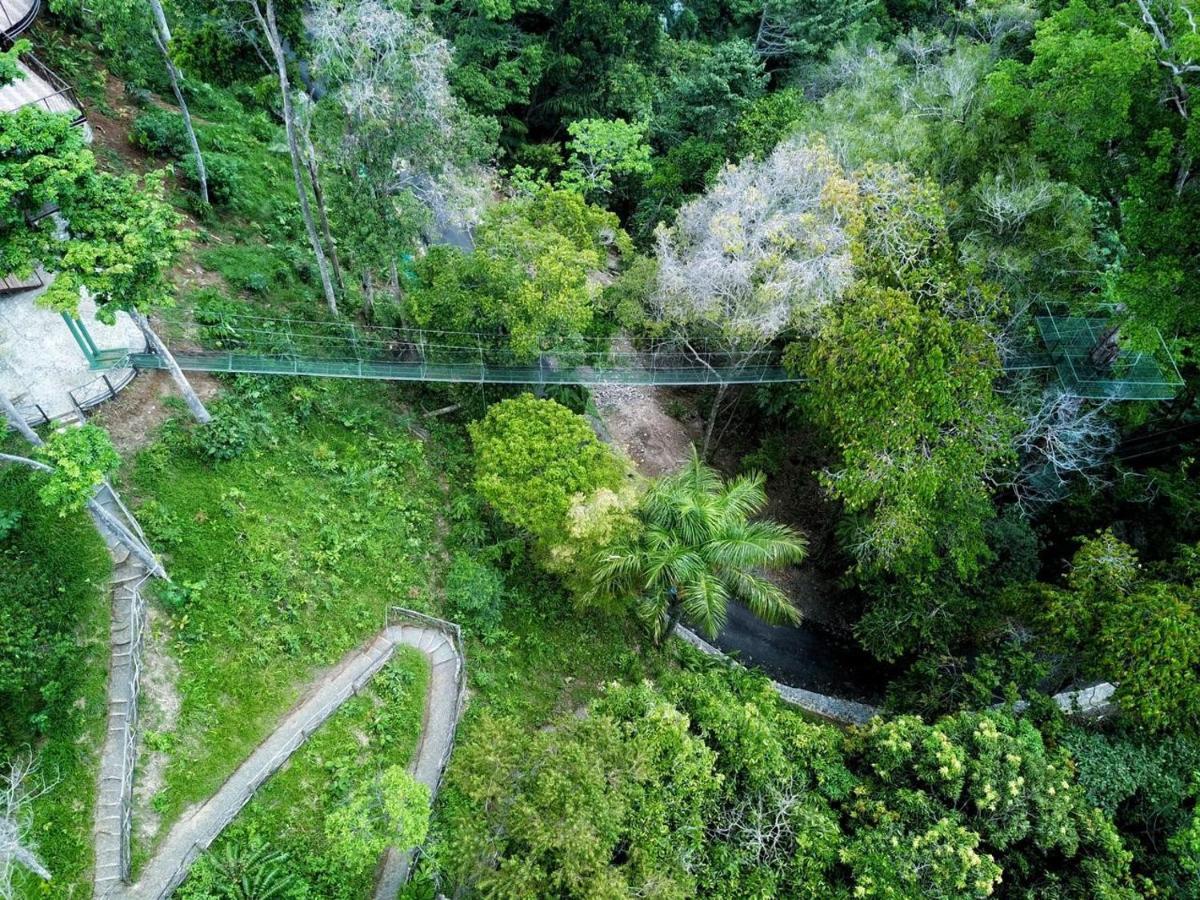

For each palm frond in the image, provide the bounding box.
[680,570,731,640]
[715,471,768,523]
[722,569,800,627]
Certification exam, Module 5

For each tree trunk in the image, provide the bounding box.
[659,602,684,646]
[147,0,208,206]
[129,310,212,424]
[0,393,43,446]
[701,383,728,459]
[362,269,375,319]
[298,116,345,294]
[254,0,339,316]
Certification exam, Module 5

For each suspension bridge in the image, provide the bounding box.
[66,308,1184,399]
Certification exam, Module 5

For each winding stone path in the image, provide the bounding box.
[105,623,464,900]
[86,488,467,900]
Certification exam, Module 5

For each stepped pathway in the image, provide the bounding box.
[91,611,464,900]
[91,486,152,898]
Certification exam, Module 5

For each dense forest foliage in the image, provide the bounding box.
[3,0,1200,895]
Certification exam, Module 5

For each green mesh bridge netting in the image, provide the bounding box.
[70,309,1183,398]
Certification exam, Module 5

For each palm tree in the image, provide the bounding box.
[586,448,807,644]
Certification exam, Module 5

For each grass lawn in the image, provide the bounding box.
[125,379,442,863]
[0,461,111,899]
[175,648,429,899]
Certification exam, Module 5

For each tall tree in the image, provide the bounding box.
[586,448,806,642]
[239,0,340,314]
[145,0,209,205]
[653,137,858,454]
[797,282,1016,660]
[0,108,210,423]
[308,0,493,288]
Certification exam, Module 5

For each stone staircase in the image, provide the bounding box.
[90,486,150,899]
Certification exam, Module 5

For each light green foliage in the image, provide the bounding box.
[0,106,185,322]
[408,188,628,360]
[0,108,93,281]
[733,87,809,158]
[840,816,1002,898]
[798,282,1017,660]
[437,681,721,897]
[1035,532,1200,732]
[561,117,652,200]
[470,395,627,546]
[434,661,1134,897]
[844,711,1137,898]
[0,39,29,88]
[324,766,430,871]
[586,449,805,641]
[41,166,188,322]
[34,425,120,515]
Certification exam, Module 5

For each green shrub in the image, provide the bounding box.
[181,151,242,206]
[131,108,189,158]
[443,551,507,640]
[0,507,20,539]
[469,394,626,546]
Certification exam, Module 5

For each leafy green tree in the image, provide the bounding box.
[0,107,208,422]
[844,711,1138,898]
[470,395,628,547]
[324,765,429,872]
[586,449,805,642]
[752,0,880,61]
[407,188,627,359]
[796,283,1017,660]
[0,40,29,88]
[437,682,721,897]
[1034,532,1200,732]
[561,117,652,201]
[29,427,120,516]
[529,0,669,131]
[654,39,767,146]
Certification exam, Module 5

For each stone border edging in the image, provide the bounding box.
[672,624,1117,725]
[673,624,879,724]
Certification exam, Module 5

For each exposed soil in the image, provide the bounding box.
[87,75,155,178]
[592,382,698,478]
[91,369,221,455]
[132,605,183,850]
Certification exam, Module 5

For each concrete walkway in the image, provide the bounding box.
[0,284,142,422]
[91,619,464,900]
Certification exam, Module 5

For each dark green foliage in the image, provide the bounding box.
[443,551,508,640]
[1064,727,1200,895]
[208,842,299,899]
[131,108,190,158]
[0,460,110,893]
[180,151,241,206]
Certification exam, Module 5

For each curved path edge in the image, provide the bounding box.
[673,624,1116,725]
[92,606,465,900]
